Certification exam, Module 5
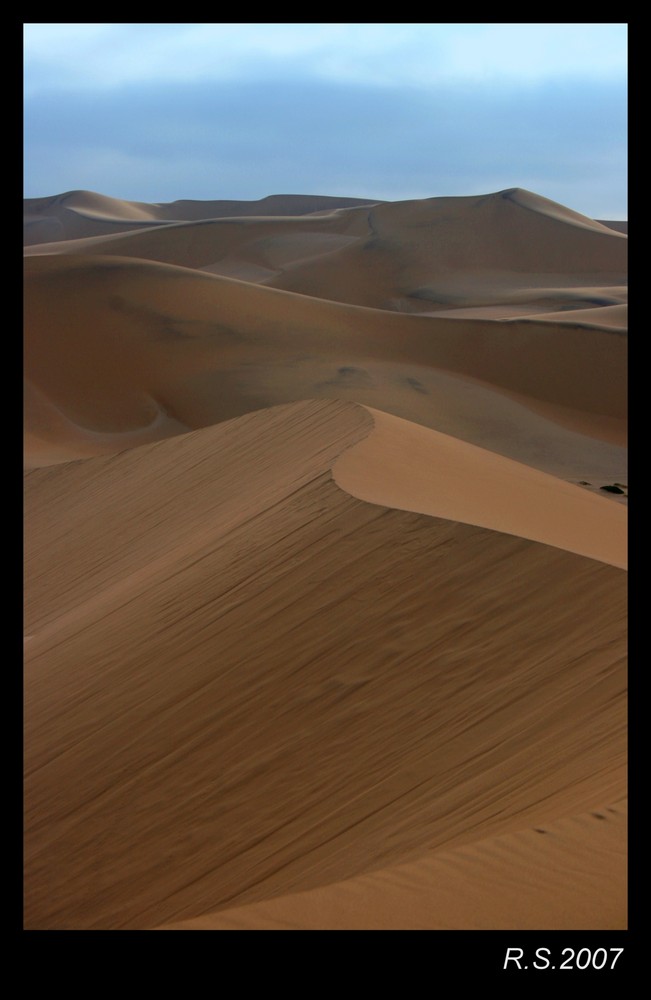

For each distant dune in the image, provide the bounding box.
[24,190,379,245]
[24,249,626,484]
[26,188,626,316]
[24,188,627,930]
[597,220,628,234]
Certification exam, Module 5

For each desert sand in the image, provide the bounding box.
[24,188,627,930]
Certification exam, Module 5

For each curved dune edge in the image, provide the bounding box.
[158,798,626,930]
[24,378,190,469]
[23,190,378,246]
[333,406,627,570]
[24,400,373,636]
[25,400,626,929]
[513,302,627,332]
[504,187,627,237]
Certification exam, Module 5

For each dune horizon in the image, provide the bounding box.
[24,185,627,931]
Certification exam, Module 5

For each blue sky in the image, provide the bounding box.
[23,23,627,217]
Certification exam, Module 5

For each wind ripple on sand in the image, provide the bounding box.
[25,400,626,929]
[159,800,627,930]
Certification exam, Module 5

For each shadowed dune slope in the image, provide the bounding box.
[598,220,628,234]
[24,252,626,481]
[160,800,626,930]
[23,211,369,276]
[25,400,626,930]
[266,189,626,311]
[513,302,627,330]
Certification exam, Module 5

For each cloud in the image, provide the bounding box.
[24,23,627,94]
[23,75,627,217]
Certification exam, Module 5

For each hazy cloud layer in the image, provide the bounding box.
[25,76,627,217]
[24,24,627,217]
[24,23,627,91]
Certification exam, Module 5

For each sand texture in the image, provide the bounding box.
[24,188,627,930]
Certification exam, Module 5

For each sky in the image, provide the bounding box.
[24,23,627,218]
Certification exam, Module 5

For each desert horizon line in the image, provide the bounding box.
[24,183,628,218]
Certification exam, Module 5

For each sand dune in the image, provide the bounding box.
[160,800,627,930]
[334,406,626,568]
[24,187,627,497]
[24,401,626,929]
[512,302,627,331]
[598,220,628,234]
[24,187,628,931]
[23,190,378,245]
[25,189,626,321]
[263,189,626,310]
[24,251,626,486]
[23,212,369,276]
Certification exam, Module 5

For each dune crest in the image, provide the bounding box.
[159,799,627,930]
[334,406,626,568]
[25,401,625,929]
[502,187,627,235]
[23,190,379,245]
